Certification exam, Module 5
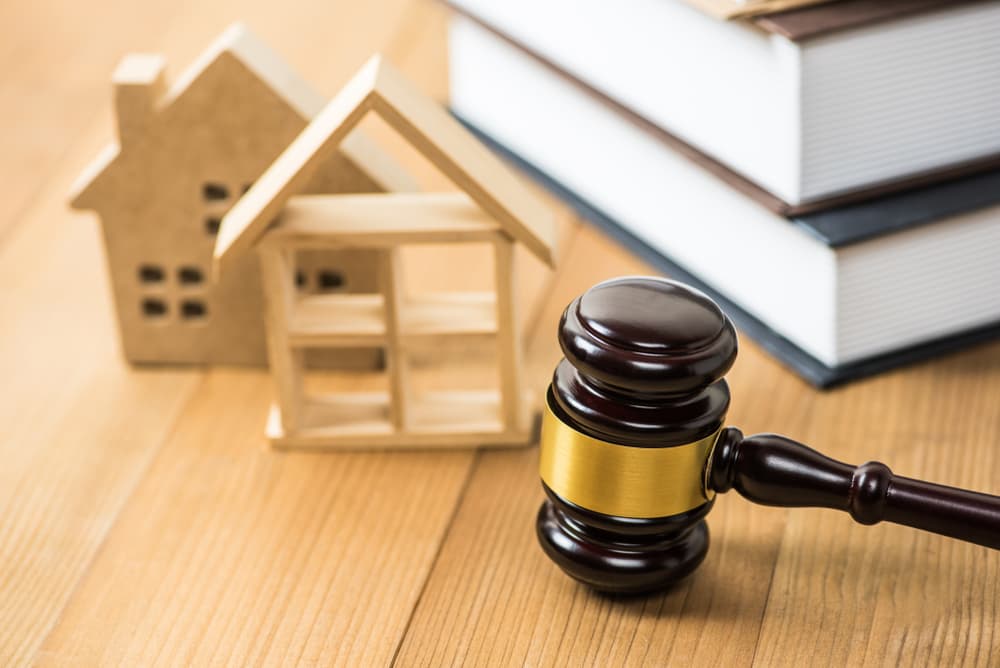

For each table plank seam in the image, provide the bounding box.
[389,448,482,666]
[27,371,209,665]
[747,522,788,668]
[0,106,108,255]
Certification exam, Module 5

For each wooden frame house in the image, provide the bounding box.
[214,55,556,449]
[69,24,414,366]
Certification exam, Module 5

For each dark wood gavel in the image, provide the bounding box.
[537,277,1000,594]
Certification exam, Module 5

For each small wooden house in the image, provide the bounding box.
[215,55,556,449]
[69,24,413,366]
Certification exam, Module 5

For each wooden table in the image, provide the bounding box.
[3,1,999,665]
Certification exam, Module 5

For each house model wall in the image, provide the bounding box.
[69,24,415,366]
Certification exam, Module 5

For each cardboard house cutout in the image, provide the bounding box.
[215,55,556,449]
[69,24,415,366]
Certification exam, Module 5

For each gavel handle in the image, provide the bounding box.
[708,428,1000,550]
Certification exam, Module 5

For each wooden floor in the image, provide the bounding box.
[2,1,999,665]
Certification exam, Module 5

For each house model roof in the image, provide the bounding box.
[214,55,557,268]
[70,23,329,207]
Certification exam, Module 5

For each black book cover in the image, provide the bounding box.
[794,169,1000,247]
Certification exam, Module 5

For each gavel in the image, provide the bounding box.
[537,276,1000,594]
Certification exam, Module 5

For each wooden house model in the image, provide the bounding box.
[69,24,413,366]
[215,55,556,449]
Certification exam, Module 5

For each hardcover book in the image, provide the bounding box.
[447,0,1000,211]
[449,15,1000,386]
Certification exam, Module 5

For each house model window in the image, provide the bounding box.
[202,182,231,201]
[139,265,165,283]
[142,298,168,317]
[180,300,207,320]
[178,266,204,284]
[317,270,345,291]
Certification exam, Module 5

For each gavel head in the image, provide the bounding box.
[537,276,738,593]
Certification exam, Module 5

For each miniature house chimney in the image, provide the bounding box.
[112,54,167,146]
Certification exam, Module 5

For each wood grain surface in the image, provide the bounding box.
[2,0,999,665]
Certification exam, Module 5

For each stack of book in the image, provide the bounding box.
[445,0,1000,386]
